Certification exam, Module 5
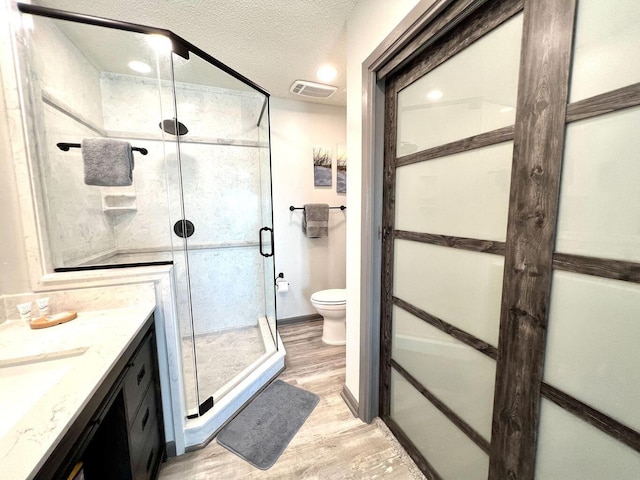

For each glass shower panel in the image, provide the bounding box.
[19,15,177,270]
[257,98,278,346]
[396,13,522,156]
[171,51,276,410]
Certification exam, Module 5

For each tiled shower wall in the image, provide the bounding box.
[31,18,269,335]
[101,73,267,334]
[30,17,115,266]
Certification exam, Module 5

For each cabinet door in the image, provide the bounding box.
[82,391,133,480]
[123,336,154,423]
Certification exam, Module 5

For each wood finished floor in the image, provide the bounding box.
[158,320,424,479]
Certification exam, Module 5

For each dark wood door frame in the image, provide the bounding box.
[379,1,527,477]
[489,1,576,477]
[357,0,524,426]
[357,0,493,425]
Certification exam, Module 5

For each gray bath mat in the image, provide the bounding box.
[216,379,319,470]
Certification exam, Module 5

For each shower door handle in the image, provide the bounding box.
[259,227,274,257]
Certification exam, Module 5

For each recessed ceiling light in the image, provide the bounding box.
[128,60,151,73]
[426,90,443,101]
[146,34,172,53]
[316,65,337,83]
[500,106,515,113]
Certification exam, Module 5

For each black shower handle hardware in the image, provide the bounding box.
[259,227,274,258]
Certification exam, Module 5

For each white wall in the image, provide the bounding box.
[344,0,422,402]
[0,0,33,296]
[0,72,30,296]
[270,97,346,320]
[29,17,114,266]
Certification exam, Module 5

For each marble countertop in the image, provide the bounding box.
[0,304,156,480]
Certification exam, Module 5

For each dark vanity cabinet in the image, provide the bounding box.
[35,315,164,480]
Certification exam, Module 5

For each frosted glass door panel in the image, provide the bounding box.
[555,107,640,261]
[394,240,504,345]
[535,399,640,480]
[544,271,640,431]
[392,306,495,439]
[391,370,489,479]
[395,142,512,241]
[570,0,640,102]
[396,14,522,155]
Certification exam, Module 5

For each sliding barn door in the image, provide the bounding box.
[380,2,523,478]
[380,0,640,479]
[533,0,640,477]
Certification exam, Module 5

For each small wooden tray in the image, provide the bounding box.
[30,311,78,329]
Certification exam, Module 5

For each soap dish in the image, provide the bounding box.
[30,311,78,329]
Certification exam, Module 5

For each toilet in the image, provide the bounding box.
[310,289,347,345]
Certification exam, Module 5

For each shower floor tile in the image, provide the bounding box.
[182,325,266,411]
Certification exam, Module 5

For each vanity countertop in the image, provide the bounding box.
[0,303,156,480]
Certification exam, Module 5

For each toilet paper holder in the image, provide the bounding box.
[275,273,289,294]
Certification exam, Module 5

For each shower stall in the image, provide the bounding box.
[14,3,279,442]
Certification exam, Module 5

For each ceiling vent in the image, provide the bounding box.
[290,80,337,99]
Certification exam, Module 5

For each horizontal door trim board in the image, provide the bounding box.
[383,416,444,480]
[552,253,640,284]
[394,0,523,91]
[396,126,514,167]
[392,359,491,454]
[395,230,506,255]
[394,296,498,360]
[541,383,640,453]
[566,82,640,123]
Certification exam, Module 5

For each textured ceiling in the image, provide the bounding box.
[32,0,359,106]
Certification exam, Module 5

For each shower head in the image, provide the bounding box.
[159,118,189,136]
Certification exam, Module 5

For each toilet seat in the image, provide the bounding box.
[311,289,346,305]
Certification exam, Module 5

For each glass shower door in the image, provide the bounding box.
[258,97,277,345]
[170,50,277,416]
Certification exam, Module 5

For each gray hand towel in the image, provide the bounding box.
[303,203,329,238]
[82,137,134,186]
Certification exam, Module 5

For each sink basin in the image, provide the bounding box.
[0,346,88,368]
[0,347,88,438]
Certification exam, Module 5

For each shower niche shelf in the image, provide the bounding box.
[102,193,137,215]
